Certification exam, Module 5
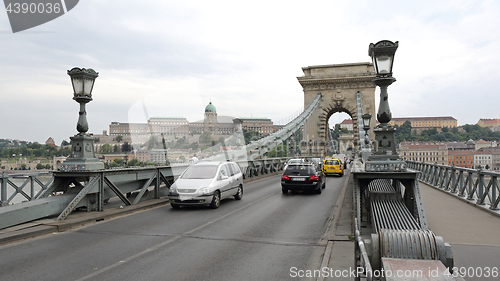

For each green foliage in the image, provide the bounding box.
[243,129,261,144]
[268,144,288,157]
[114,135,124,142]
[147,136,159,149]
[199,131,212,144]
[394,123,500,144]
[329,124,349,145]
[121,142,132,152]
[100,143,112,153]
[127,158,139,167]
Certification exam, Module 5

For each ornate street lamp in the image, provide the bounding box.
[369,40,398,123]
[68,67,98,134]
[61,67,104,171]
[365,40,406,172]
[362,113,371,145]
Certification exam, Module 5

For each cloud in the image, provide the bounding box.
[1,0,500,143]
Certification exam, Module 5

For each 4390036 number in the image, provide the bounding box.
[5,2,62,14]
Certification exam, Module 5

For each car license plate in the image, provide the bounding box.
[179,196,192,201]
[292,177,305,181]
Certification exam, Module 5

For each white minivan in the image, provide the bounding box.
[168,161,243,209]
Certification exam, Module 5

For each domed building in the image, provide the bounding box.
[204,101,218,132]
[189,101,238,135]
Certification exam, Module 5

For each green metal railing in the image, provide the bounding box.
[407,161,500,211]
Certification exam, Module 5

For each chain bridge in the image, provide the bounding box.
[1,42,499,281]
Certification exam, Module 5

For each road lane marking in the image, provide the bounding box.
[75,190,279,281]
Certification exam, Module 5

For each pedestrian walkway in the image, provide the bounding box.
[419,182,500,281]
[419,181,500,246]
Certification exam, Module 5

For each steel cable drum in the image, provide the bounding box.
[379,229,439,260]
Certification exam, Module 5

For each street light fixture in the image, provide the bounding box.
[369,40,398,124]
[362,113,371,144]
[365,40,406,172]
[61,67,104,171]
[67,67,98,134]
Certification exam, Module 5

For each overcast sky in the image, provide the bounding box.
[1,0,499,144]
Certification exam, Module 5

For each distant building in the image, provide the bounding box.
[448,149,475,168]
[238,117,274,135]
[340,119,353,131]
[477,118,500,128]
[53,156,67,170]
[148,117,189,136]
[149,148,193,164]
[474,139,492,151]
[45,137,56,146]
[128,149,150,163]
[107,100,276,143]
[474,149,492,169]
[188,102,237,135]
[398,141,448,165]
[103,154,128,164]
[445,141,470,151]
[390,116,457,130]
[109,122,149,136]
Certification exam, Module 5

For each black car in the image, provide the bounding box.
[281,163,326,194]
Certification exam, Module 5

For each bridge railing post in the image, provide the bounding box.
[490,175,499,210]
[1,173,6,206]
[30,175,35,201]
[476,171,486,205]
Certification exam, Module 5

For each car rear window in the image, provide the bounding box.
[325,160,340,165]
[181,165,218,179]
[284,164,316,176]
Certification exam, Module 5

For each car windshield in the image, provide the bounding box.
[181,165,218,179]
[325,160,340,165]
[284,164,316,176]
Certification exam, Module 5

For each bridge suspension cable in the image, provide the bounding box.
[208,93,322,161]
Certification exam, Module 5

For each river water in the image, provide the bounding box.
[1,174,53,205]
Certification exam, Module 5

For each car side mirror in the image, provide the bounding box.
[220,174,229,180]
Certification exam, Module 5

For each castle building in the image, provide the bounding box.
[106,101,276,142]
[390,116,457,130]
[188,102,237,135]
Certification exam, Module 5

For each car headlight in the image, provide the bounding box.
[198,187,211,195]
[169,186,178,195]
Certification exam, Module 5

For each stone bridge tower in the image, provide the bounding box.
[297,63,377,157]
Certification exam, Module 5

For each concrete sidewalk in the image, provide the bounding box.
[418,181,500,246]
[0,197,170,245]
[321,170,355,281]
[419,182,500,281]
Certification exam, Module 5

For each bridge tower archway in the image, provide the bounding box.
[297,63,377,157]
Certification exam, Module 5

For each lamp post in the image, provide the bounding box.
[360,113,372,163]
[362,113,371,145]
[365,40,406,172]
[61,67,104,171]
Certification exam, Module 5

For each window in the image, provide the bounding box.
[226,164,235,176]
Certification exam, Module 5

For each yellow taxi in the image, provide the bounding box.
[323,157,344,176]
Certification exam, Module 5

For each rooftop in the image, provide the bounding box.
[392,116,456,121]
